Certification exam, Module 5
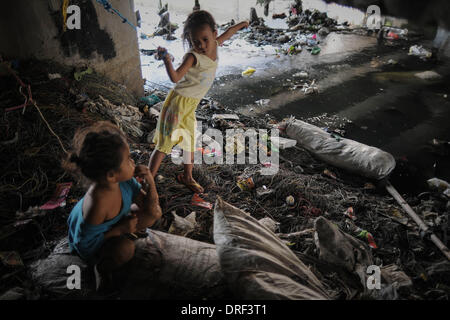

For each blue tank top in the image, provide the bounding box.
[67,178,141,261]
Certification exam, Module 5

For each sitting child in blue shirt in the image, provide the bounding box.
[64,121,162,292]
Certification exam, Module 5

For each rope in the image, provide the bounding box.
[32,101,69,155]
[95,0,137,30]
[1,61,69,155]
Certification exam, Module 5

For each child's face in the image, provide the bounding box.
[114,144,135,182]
[190,24,217,57]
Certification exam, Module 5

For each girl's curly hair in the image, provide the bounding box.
[62,121,128,182]
[182,10,217,48]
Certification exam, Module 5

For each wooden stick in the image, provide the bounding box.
[276,228,315,239]
[385,180,450,260]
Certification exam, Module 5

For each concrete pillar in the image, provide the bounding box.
[0,0,143,97]
[433,26,450,59]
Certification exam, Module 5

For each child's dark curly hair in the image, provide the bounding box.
[182,10,217,48]
[63,121,128,182]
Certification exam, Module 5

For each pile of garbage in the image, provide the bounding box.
[140,1,178,40]
[1,58,449,300]
[237,6,339,56]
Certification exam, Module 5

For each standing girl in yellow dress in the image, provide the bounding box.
[149,10,249,193]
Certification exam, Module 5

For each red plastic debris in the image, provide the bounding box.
[191,193,213,210]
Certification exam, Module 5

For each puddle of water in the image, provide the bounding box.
[135,0,377,89]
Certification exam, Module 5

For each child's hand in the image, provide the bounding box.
[241,20,250,29]
[154,46,167,60]
[134,165,152,181]
[154,46,174,62]
[134,165,155,193]
[118,214,138,234]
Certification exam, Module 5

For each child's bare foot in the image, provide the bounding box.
[176,173,204,193]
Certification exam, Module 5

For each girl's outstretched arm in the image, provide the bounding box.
[159,47,195,83]
[217,21,249,46]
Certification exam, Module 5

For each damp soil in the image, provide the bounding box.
[208,43,450,196]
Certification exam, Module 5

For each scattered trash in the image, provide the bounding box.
[212,114,239,121]
[380,26,408,40]
[168,211,197,236]
[140,48,156,55]
[256,185,274,198]
[147,129,156,144]
[152,101,164,112]
[39,182,72,210]
[214,197,329,300]
[272,13,287,19]
[156,175,165,183]
[386,31,399,40]
[414,70,442,80]
[242,67,256,77]
[318,27,330,37]
[387,59,398,65]
[357,230,378,249]
[237,177,255,191]
[15,206,45,221]
[370,58,382,68]
[276,228,315,239]
[343,207,356,220]
[293,71,308,78]
[285,45,301,55]
[261,134,279,153]
[408,45,432,60]
[314,216,374,288]
[255,99,270,106]
[48,73,61,80]
[74,67,93,81]
[323,169,337,180]
[302,80,319,94]
[364,182,376,190]
[311,47,321,55]
[171,148,182,159]
[286,195,295,206]
[270,136,297,150]
[431,138,449,146]
[86,95,144,138]
[258,217,280,233]
[147,107,160,120]
[191,194,213,210]
[427,178,449,192]
[381,264,413,290]
[140,94,161,106]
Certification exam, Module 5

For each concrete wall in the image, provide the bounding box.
[0,0,143,96]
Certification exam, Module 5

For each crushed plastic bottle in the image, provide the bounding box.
[427,177,450,192]
[242,67,256,77]
[408,45,432,60]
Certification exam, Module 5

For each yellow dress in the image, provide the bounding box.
[153,49,218,154]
